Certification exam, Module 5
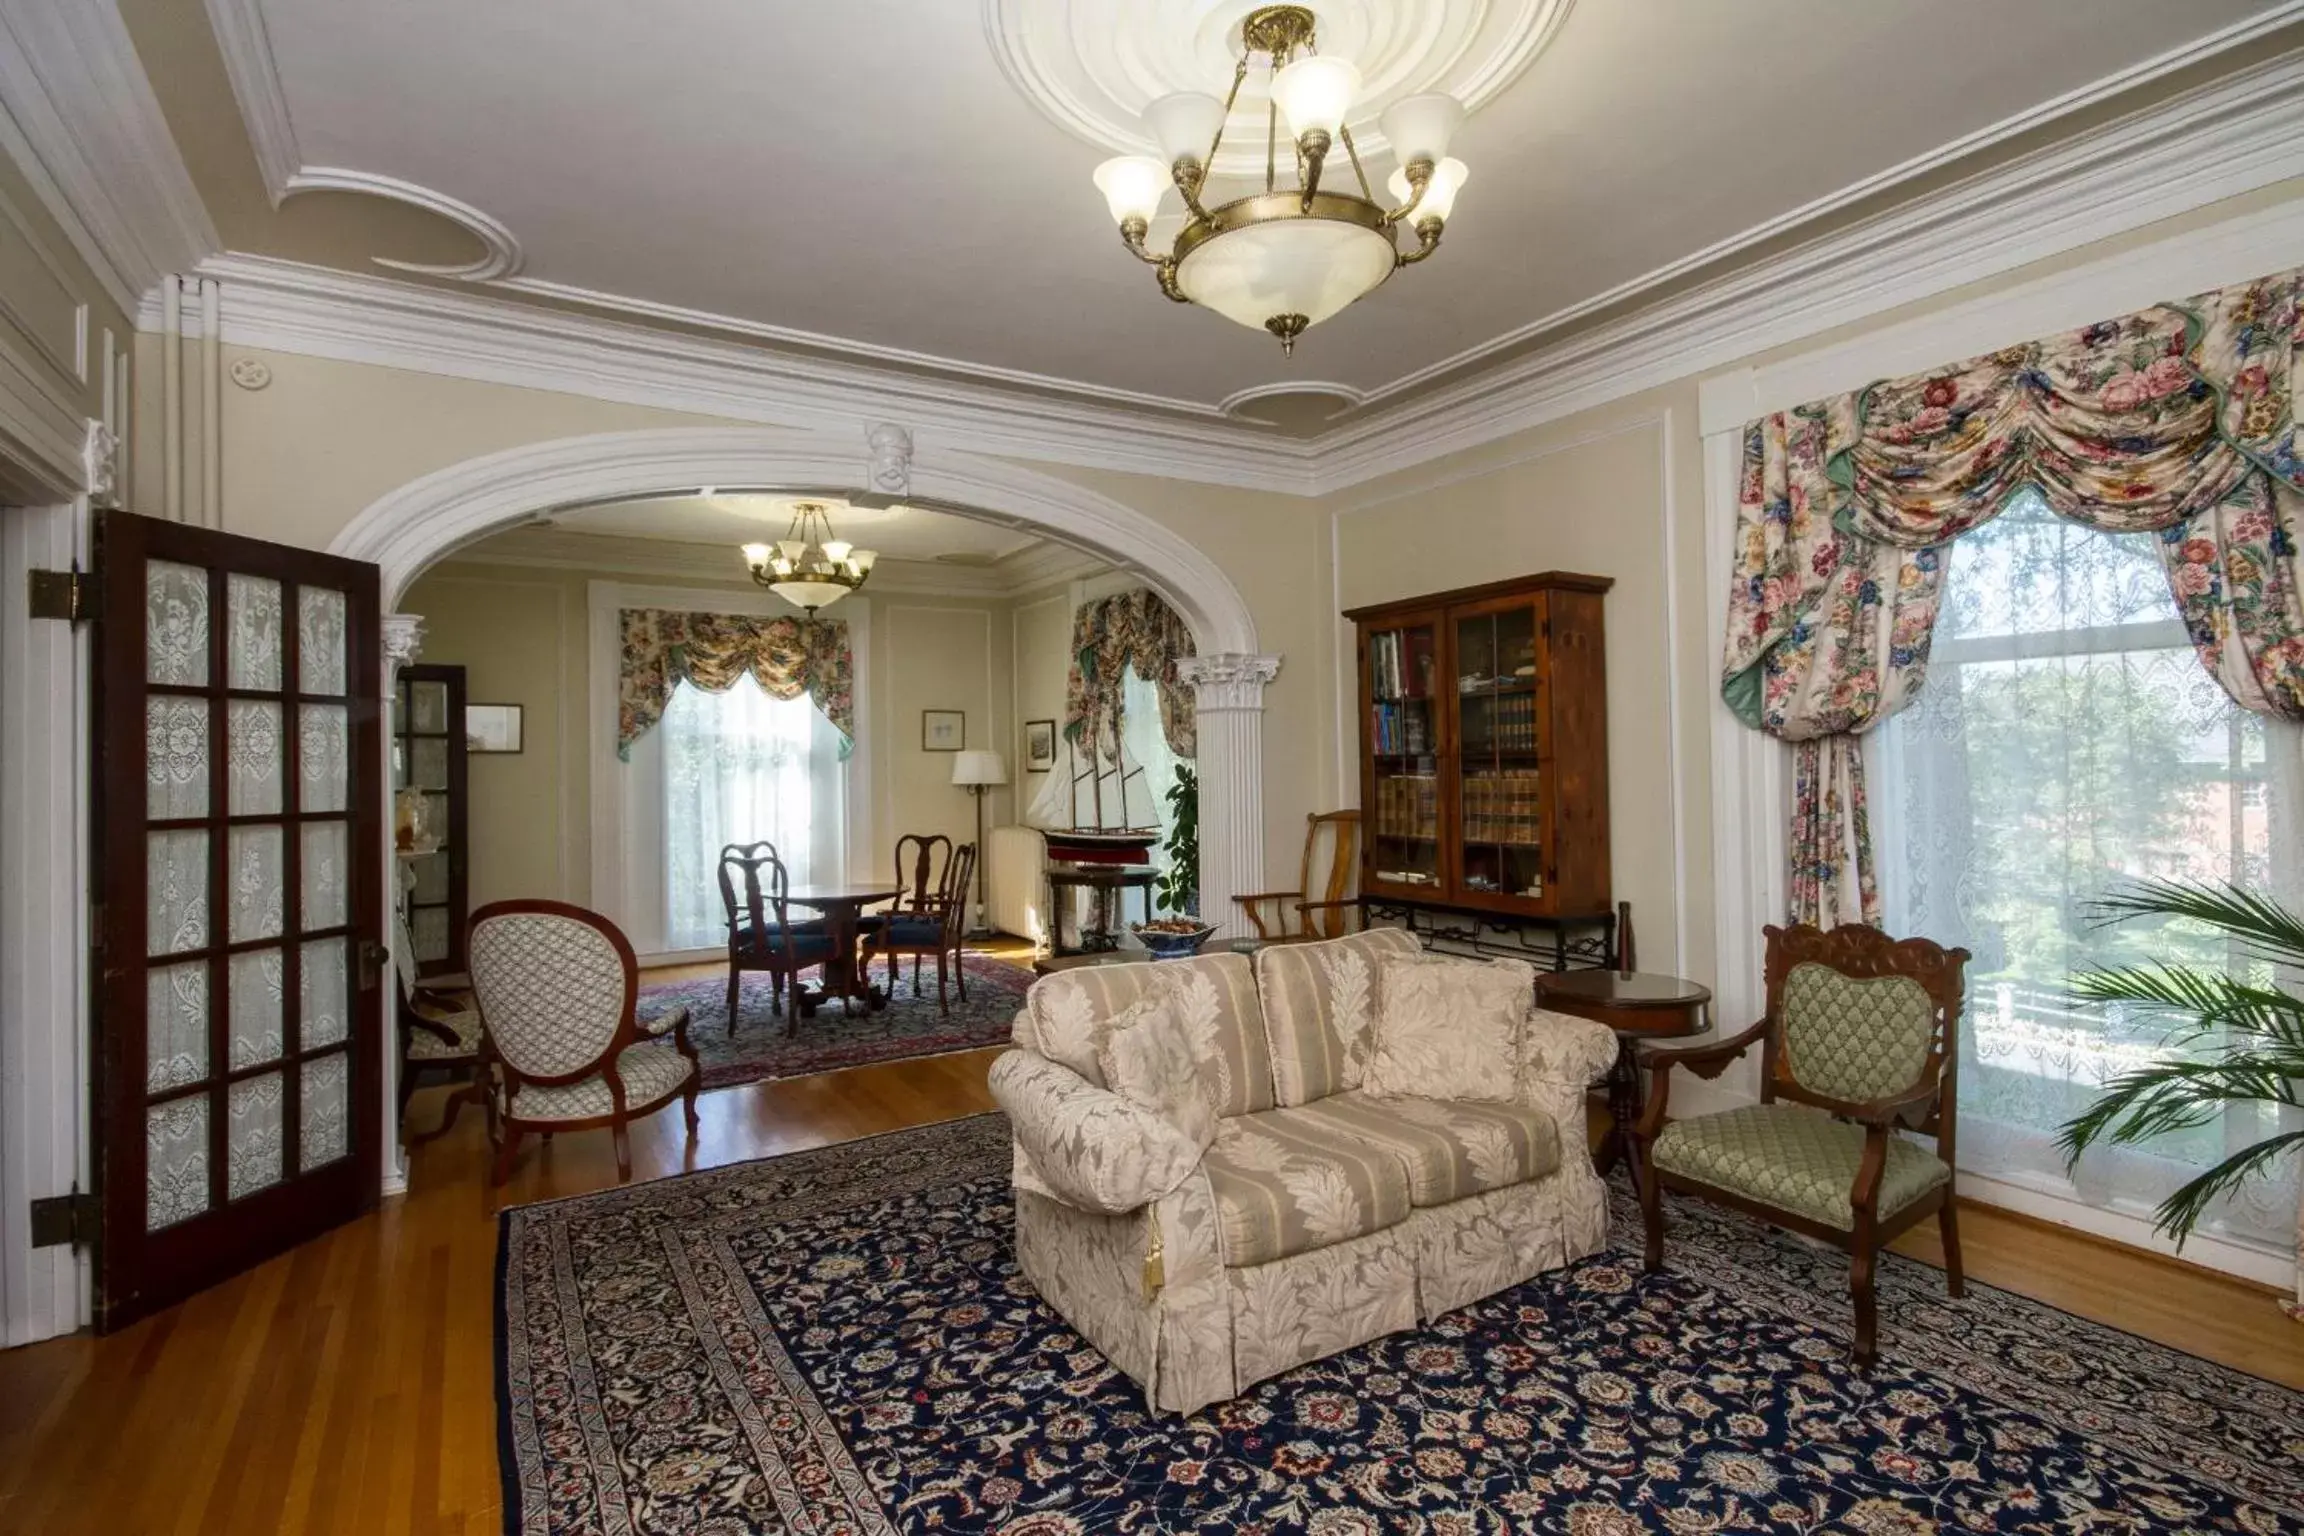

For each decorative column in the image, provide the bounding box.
[1179,653,1281,938]
[377,613,424,1195]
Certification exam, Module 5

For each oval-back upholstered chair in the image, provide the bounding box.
[467,900,700,1186]
[393,906,484,1145]
[718,841,834,1035]
[864,840,976,1012]
[1632,922,1970,1368]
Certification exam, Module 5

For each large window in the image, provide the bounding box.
[620,672,849,953]
[1875,488,2303,1260]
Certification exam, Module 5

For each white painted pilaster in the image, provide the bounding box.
[1179,652,1280,939]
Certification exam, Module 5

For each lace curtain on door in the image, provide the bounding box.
[1876,490,2304,1257]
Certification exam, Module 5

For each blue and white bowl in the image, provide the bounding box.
[1132,922,1217,959]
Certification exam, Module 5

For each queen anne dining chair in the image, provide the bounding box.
[467,900,701,1186]
[863,840,975,1012]
[1631,922,1970,1368]
[719,841,834,1034]
[394,907,483,1145]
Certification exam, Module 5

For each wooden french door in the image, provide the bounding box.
[93,511,385,1330]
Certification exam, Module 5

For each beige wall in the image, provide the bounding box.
[1326,398,1709,980]
[1010,586,1073,803]
[400,555,1046,930]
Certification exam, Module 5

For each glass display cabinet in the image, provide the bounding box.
[1347,572,1613,923]
[393,663,468,977]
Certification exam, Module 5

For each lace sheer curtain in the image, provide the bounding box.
[620,673,848,953]
[1876,488,2304,1259]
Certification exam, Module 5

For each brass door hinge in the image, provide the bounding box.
[30,1188,98,1250]
[27,566,95,624]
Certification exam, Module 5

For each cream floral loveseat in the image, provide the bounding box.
[988,928,1620,1416]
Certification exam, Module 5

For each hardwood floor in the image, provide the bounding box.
[2,1005,2298,1533]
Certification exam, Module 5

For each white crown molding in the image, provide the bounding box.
[0,0,217,314]
[1218,379,1368,420]
[461,523,1097,599]
[1308,44,2304,493]
[1351,1,2304,413]
[286,168,525,281]
[493,273,1220,418]
[149,251,1322,493]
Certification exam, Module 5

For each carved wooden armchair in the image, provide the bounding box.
[468,900,700,1185]
[864,840,975,1012]
[1235,810,1362,943]
[1632,923,1970,1368]
[719,841,833,1035]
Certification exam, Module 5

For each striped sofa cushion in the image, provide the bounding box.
[1290,1092,1560,1207]
[1017,951,1275,1117]
[1200,1105,1414,1267]
[1252,927,1426,1105]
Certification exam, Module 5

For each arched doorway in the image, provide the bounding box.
[330,422,1280,957]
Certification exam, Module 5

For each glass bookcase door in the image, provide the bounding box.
[1455,604,1545,903]
[394,667,463,972]
[1365,618,1443,892]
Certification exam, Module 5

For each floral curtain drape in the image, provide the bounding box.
[1064,587,1198,762]
[1724,263,2304,926]
[617,608,854,759]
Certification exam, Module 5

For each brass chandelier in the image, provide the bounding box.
[1090,4,1470,355]
[740,501,878,614]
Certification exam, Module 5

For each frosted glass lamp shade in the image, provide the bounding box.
[1093,156,1170,225]
[1378,93,1465,167]
[771,579,852,612]
[1270,56,1360,140]
[1386,157,1469,223]
[849,549,878,573]
[820,538,853,563]
[740,542,772,565]
[1144,92,1227,167]
[1174,217,1395,333]
[952,749,1008,787]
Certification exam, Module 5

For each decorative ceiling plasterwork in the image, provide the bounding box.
[203,0,525,280]
[984,0,1573,177]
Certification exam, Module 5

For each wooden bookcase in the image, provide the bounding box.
[1344,571,1612,924]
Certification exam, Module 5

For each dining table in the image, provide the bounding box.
[783,881,903,1013]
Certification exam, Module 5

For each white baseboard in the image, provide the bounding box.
[1954,1167,2294,1292]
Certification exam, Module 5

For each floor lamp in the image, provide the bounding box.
[951,750,1007,939]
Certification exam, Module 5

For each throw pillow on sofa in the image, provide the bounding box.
[1362,955,1533,1103]
[1096,993,1220,1150]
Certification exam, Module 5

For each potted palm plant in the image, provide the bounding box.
[1134,765,1210,958]
[2058,878,2303,1310]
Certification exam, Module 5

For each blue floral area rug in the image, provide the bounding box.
[637,953,1032,1092]
[496,1114,2303,1535]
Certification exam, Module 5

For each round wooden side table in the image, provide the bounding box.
[1535,968,1712,1177]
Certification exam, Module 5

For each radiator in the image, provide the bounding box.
[987,825,1048,944]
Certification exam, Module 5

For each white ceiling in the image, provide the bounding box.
[231,0,2287,409]
[545,495,1044,564]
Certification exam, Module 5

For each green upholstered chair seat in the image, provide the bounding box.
[1651,1103,1949,1231]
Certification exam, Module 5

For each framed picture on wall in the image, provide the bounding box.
[1025,719,1057,772]
[466,703,524,753]
[922,709,965,752]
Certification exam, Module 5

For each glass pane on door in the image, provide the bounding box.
[146,697,208,818]
[146,562,209,686]
[227,949,284,1068]
[227,700,284,815]
[301,704,349,813]
[146,963,207,1092]
[226,1073,284,1200]
[147,830,209,955]
[301,1053,350,1171]
[297,587,348,696]
[1457,607,1545,900]
[226,574,283,691]
[147,1098,209,1231]
[1367,620,1441,889]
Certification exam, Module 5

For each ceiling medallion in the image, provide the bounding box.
[988,0,1571,177]
[1090,5,1470,354]
[740,501,879,614]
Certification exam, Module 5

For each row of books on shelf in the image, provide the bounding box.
[1462,689,1539,753]
[1371,772,1438,841]
[1368,629,1434,702]
[1463,769,1543,847]
[1370,698,1431,754]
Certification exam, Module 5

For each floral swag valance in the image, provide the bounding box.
[1064,588,1198,762]
[617,608,854,759]
[1724,263,2304,926]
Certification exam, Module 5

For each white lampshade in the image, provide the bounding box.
[850,549,878,573]
[1386,157,1469,223]
[952,749,1008,787]
[1175,217,1395,333]
[820,538,853,563]
[1093,155,1170,225]
[778,538,808,562]
[1144,91,1227,167]
[1378,92,1465,166]
[1270,55,1360,140]
[740,541,772,566]
[771,578,852,613]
